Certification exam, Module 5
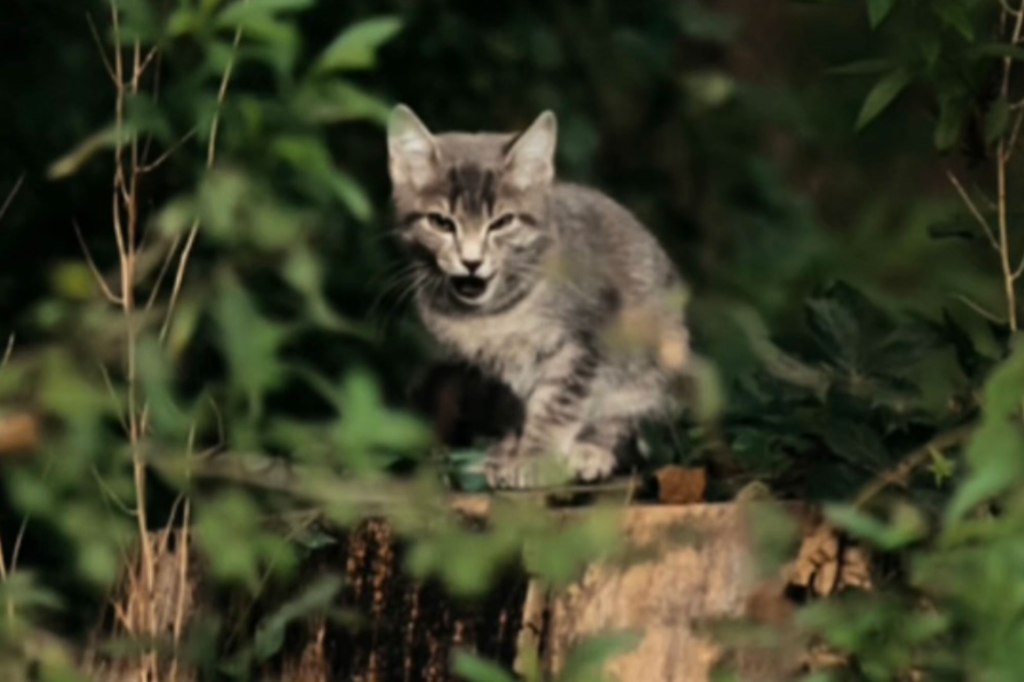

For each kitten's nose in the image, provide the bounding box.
[462,259,483,274]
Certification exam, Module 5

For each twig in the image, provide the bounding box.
[73,220,122,304]
[93,467,138,516]
[945,170,1000,252]
[995,148,1018,330]
[138,128,197,174]
[951,293,1008,324]
[0,174,25,226]
[855,424,976,508]
[0,333,13,620]
[160,17,246,342]
[86,12,117,84]
[144,234,181,313]
[1,334,13,369]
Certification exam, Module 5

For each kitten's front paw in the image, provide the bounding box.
[484,438,570,489]
[561,442,617,483]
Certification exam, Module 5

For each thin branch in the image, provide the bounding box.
[996,148,1018,330]
[945,170,1000,251]
[98,362,130,433]
[0,174,25,225]
[160,19,246,342]
[144,234,182,313]
[92,467,138,516]
[138,128,197,173]
[1,334,13,369]
[855,423,976,508]
[1010,107,1024,153]
[86,11,118,84]
[1012,245,1024,280]
[73,220,123,304]
[0,335,14,609]
[951,293,1008,323]
[167,427,195,682]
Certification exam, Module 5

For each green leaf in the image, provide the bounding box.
[819,420,889,470]
[932,0,975,41]
[827,503,927,551]
[452,652,517,682]
[927,447,956,486]
[213,269,288,414]
[825,58,892,76]
[934,98,965,151]
[217,0,314,24]
[866,0,895,28]
[314,16,403,73]
[558,631,643,682]
[117,0,161,43]
[48,125,131,180]
[272,135,374,221]
[856,68,912,129]
[971,44,1024,61]
[136,337,189,437]
[253,576,342,661]
[214,3,302,70]
[947,343,1024,522]
[294,80,392,125]
[984,98,1011,146]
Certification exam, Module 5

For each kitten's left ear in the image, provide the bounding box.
[387,104,440,189]
[504,110,557,189]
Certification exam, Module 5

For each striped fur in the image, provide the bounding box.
[387,105,690,488]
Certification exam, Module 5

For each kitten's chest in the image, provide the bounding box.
[424,309,562,396]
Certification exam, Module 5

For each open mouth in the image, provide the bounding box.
[449,275,491,301]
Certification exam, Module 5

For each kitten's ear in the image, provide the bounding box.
[504,111,557,189]
[387,104,440,188]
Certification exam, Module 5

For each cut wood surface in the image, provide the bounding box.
[541,502,811,682]
[87,500,847,682]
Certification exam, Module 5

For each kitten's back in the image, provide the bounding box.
[549,182,683,310]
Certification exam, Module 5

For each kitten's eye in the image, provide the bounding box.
[426,213,456,232]
[489,213,516,232]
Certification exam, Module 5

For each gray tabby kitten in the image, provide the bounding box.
[387,105,690,489]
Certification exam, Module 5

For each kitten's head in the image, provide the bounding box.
[386,105,557,312]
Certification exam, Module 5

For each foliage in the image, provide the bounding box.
[2,0,1024,679]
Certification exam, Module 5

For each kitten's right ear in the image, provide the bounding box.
[387,105,440,189]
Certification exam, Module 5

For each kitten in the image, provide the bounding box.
[386,105,690,489]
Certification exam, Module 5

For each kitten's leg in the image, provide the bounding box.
[561,418,631,482]
[485,343,598,489]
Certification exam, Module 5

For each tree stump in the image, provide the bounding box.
[88,500,842,681]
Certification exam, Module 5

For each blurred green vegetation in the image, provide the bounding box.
[2,0,1024,679]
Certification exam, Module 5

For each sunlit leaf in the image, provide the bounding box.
[827,503,927,551]
[558,631,643,682]
[217,0,314,25]
[213,269,288,414]
[48,125,129,179]
[272,135,373,220]
[947,343,1024,522]
[253,575,342,661]
[452,652,517,682]
[313,16,403,73]
[136,336,190,437]
[50,262,96,301]
[293,80,391,125]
